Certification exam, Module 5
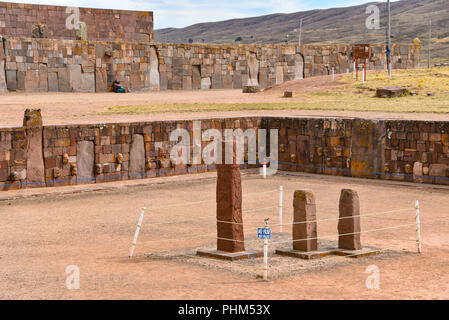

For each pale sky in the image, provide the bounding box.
[9,0,392,29]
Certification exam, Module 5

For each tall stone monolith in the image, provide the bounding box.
[338,189,362,250]
[24,109,45,188]
[293,190,318,252]
[216,138,245,253]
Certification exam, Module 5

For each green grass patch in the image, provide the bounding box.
[97,68,449,115]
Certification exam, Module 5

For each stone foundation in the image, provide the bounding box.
[2,116,449,191]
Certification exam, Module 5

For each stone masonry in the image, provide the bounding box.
[0,37,420,93]
[3,116,449,191]
[0,1,154,42]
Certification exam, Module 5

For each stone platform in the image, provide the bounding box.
[197,249,262,261]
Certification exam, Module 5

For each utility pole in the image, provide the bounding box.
[428,18,432,69]
[386,0,392,79]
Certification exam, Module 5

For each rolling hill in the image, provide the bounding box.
[155,0,449,63]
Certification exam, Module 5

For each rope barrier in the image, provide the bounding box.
[148,189,278,210]
[269,208,414,227]
[144,222,416,246]
[269,223,418,246]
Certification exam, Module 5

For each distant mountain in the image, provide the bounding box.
[155,0,449,62]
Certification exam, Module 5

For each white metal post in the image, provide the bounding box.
[279,186,283,233]
[129,205,146,258]
[415,200,422,253]
[353,61,356,79]
[332,66,335,81]
[263,219,269,282]
[263,238,269,281]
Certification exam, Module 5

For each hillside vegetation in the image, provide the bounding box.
[155,0,448,63]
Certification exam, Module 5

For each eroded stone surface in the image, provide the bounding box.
[247,52,259,86]
[148,46,160,91]
[24,109,45,187]
[293,190,318,252]
[0,60,7,93]
[216,140,245,253]
[76,141,94,184]
[129,134,146,179]
[338,189,362,251]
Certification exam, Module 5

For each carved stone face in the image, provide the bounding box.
[334,147,342,157]
[146,159,157,170]
[63,153,69,165]
[117,153,124,164]
[404,164,413,174]
[160,159,171,169]
[53,167,62,178]
[423,167,429,175]
[290,154,296,162]
[316,147,323,157]
[279,144,286,153]
[9,171,20,181]
[94,164,102,175]
[384,164,390,173]
[70,163,77,176]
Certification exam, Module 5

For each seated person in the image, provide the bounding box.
[112,80,130,93]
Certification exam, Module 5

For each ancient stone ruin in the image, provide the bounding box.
[0,1,420,93]
[197,139,260,261]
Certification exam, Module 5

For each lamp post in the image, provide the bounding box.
[386,0,392,79]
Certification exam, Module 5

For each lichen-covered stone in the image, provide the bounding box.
[293,190,318,252]
[338,189,362,251]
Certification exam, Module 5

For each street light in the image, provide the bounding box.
[386,0,392,79]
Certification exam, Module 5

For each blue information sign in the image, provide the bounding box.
[257,228,271,240]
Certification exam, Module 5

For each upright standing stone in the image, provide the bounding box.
[338,189,362,250]
[129,134,146,179]
[0,60,7,93]
[24,109,45,188]
[293,190,318,252]
[247,52,259,86]
[197,138,260,261]
[216,139,245,253]
[276,189,334,259]
[76,141,95,184]
[148,46,160,91]
[294,54,304,80]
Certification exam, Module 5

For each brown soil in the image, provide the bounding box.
[1,171,448,299]
[1,74,449,128]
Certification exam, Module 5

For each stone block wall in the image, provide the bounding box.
[2,115,449,191]
[267,117,449,185]
[0,1,154,42]
[0,115,262,190]
[0,37,420,93]
[1,38,159,92]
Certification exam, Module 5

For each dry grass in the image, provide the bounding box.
[99,68,449,115]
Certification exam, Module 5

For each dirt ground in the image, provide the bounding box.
[2,74,449,128]
[0,171,448,300]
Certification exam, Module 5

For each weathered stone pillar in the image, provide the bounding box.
[197,137,259,260]
[276,189,333,259]
[338,189,362,250]
[24,109,45,188]
[216,139,245,253]
[292,190,318,252]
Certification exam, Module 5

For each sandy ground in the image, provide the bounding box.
[0,171,448,300]
[2,74,449,128]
